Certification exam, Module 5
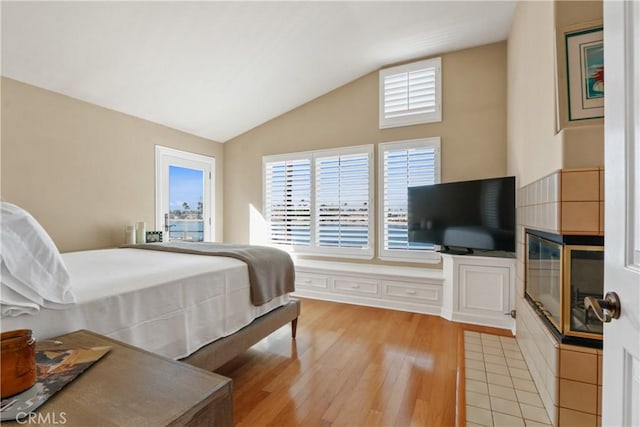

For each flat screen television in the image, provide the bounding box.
[408,176,516,254]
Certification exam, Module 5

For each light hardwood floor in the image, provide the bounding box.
[216,298,511,427]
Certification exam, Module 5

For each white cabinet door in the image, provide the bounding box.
[458,264,511,317]
[442,254,516,331]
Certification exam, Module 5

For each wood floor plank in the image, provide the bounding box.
[410,399,429,427]
[216,298,512,426]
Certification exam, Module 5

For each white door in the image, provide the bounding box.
[155,146,215,242]
[602,2,640,426]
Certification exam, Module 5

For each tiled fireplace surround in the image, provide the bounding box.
[515,168,604,426]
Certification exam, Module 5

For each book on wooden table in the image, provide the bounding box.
[0,346,111,422]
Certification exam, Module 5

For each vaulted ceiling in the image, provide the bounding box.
[2,1,516,142]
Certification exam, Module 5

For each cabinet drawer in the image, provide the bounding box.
[383,281,441,304]
[295,273,329,290]
[334,276,379,296]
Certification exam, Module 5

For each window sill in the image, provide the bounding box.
[379,113,442,129]
[290,249,374,261]
[377,254,441,264]
[294,259,444,282]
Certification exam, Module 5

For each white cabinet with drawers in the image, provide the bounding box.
[294,261,444,316]
[294,254,516,332]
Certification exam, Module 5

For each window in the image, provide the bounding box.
[379,57,442,129]
[264,145,374,259]
[155,146,215,242]
[378,138,441,262]
[264,155,311,246]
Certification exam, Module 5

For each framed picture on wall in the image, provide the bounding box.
[565,26,604,121]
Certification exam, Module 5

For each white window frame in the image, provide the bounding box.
[379,57,442,129]
[263,144,374,259]
[378,137,441,263]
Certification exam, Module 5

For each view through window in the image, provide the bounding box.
[168,165,205,241]
[264,145,374,258]
[379,138,441,262]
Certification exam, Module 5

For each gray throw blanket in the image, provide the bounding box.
[123,242,295,306]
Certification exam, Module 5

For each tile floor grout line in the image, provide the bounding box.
[464,331,552,427]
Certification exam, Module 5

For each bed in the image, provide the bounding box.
[0,202,300,372]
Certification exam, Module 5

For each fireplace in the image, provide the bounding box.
[524,229,604,347]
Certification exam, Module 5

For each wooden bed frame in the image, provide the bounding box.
[180,298,300,371]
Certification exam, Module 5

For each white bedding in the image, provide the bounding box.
[0,248,289,359]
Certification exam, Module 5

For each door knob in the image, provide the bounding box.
[584,292,621,323]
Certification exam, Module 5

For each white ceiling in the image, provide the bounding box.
[2,1,516,142]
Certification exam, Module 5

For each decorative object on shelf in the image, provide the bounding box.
[0,345,111,421]
[135,221,146,244]
[124,224,135,244]
[565,25,604,121]
[1,329,36,398]
[145,231,163,243]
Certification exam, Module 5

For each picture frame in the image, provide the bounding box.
[145,231,163,243]
[565,26,604,121]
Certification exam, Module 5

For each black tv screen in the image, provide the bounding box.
[408,176,516,253]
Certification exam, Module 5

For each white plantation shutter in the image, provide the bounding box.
[316,152,371,249]
[264,158,311,246]
[263,145,374,258]
[380,57,442,128]
[384,68,437,117]
[379,138,441,262]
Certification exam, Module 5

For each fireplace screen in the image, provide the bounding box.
[525,231,604,343]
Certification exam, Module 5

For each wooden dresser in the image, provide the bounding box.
[3,330,232,426]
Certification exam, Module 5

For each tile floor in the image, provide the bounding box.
[464,331,553,427]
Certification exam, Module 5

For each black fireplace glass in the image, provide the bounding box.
[567,247,604,335]
[526,233,562,330]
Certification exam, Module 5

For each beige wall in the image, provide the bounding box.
[561,125,604,168]
[507,1,604,187]
[507,0,563,187]
[224,42,508,262]
[556,0,604,169]
[1,78,224,252]
[555,0,604,131]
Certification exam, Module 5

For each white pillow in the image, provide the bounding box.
[0,202,75,308]
[1,283,40,316]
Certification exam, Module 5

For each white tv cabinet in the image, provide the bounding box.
[293,253,516,333]
[441,254,516,333]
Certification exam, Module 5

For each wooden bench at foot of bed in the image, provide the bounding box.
[180,299,300,372]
